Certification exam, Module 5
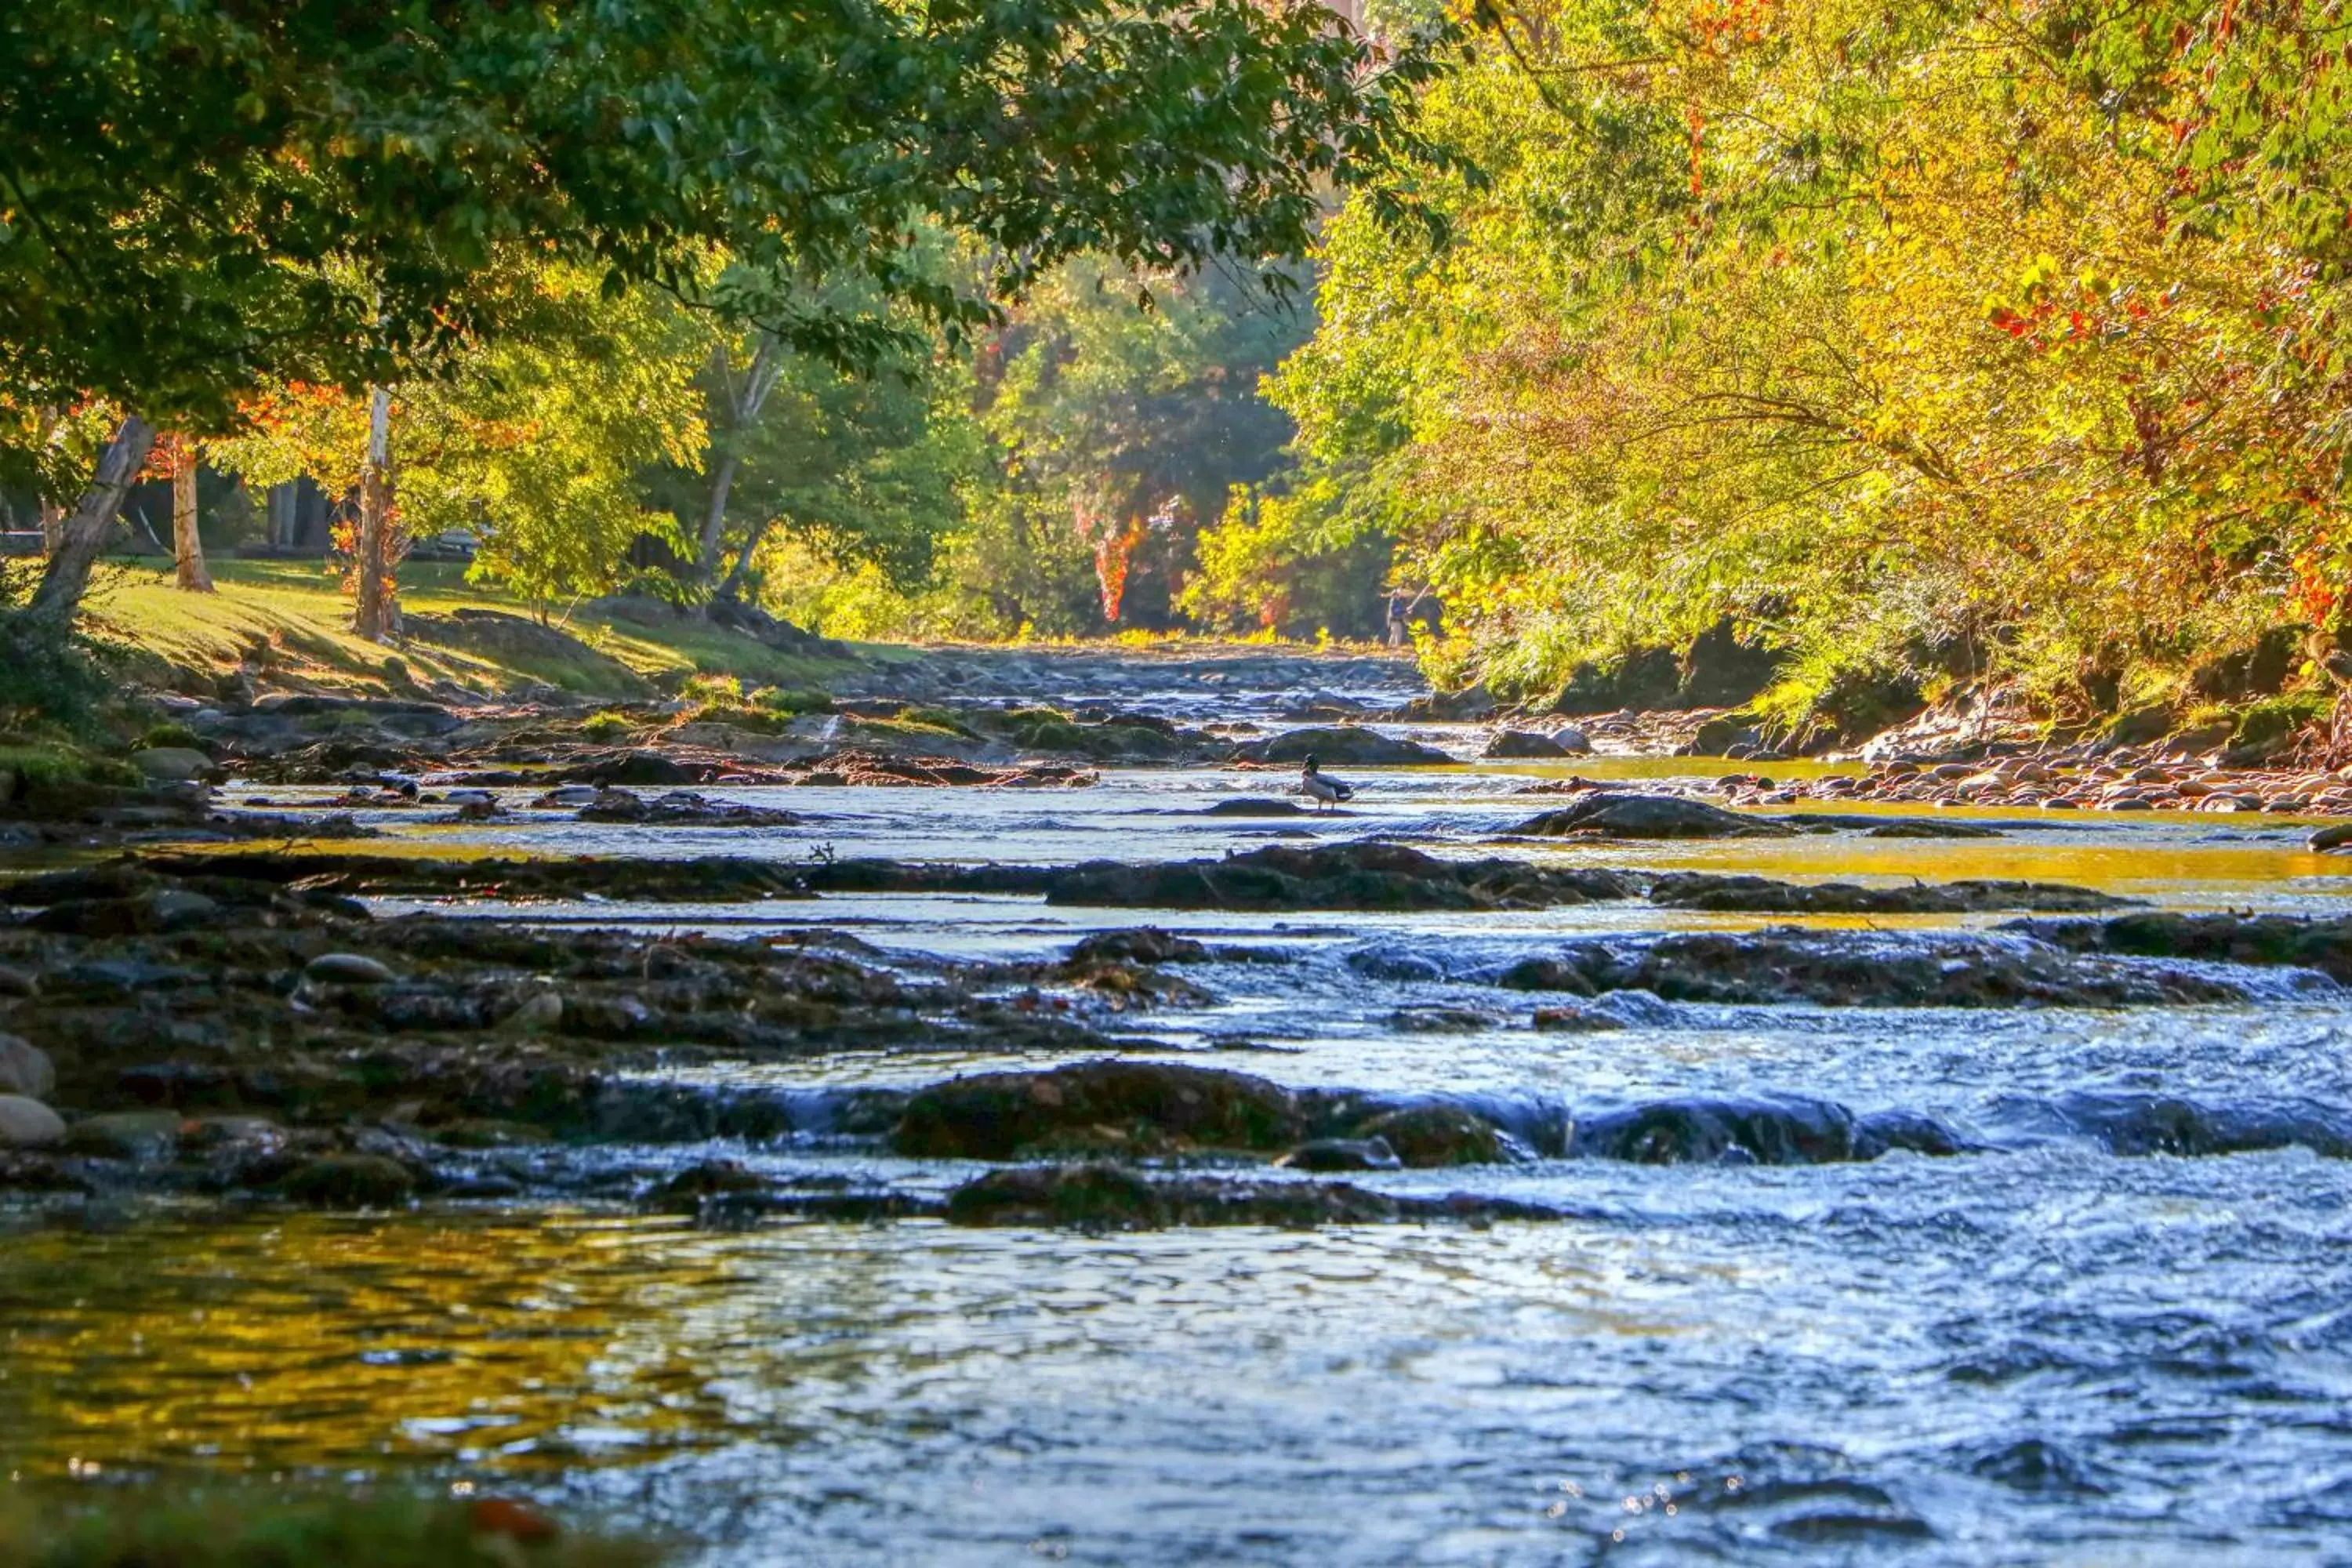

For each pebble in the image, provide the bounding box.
[0,1094,67,1149]
[503,990,564,1033]
[0,1033,54,1098]
[305,953,398,985]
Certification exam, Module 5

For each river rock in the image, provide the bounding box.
[1237,727,1456,766]
[30,889,220,936]
[1512,793,1797,839]
[1278,1135,1403,1172]
[0,1034,55,1098]
[1199,797,1308,816]
[942,1163,1561,1229]
[306,953,397,986]
[0,1094,67,1149]
[1044,842,1633,913]
[502,990,564,1033]
[1531,1004,1624,1033]
[1352,1105,1507,1166]
[1647,873,2129,915]
[281,1153,416,1207]
[1486,931,2246,1007]
[2051,1090,2352,1158]
[894,1060,1302,1160]
[1389,1006,1505,1033]
[132,746,220,784]
[1483,730,1573,758]
[1065,928,1212,967]
[64,1109,183,1161]
[2005,909,2352,984]
[2310,822,2352,851]
[531,784,603,809]
[1573,1094,1858,1164]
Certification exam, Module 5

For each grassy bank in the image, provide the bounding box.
[78,557,883,702]
[0,1491,664,1566]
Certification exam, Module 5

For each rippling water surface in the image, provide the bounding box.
[11,687,2352,1563]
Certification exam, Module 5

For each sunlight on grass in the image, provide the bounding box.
[78,557,868,699]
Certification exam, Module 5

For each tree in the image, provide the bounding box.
[168,436,212,593]
[1279,0,2352,726]
[981,259,1316,626]
[2,0,1461,631]
[213,262,706,629]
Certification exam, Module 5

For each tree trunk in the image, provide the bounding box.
[695,450,742,579]
[38,498,62,557]
[267,480,297,550]
[693,333,783,610]
[714,514,779,605]
[354,387,394,642]
[28,413,155,627]
[172,439,214,592]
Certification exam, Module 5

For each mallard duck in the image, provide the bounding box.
[1301,754,1356,812]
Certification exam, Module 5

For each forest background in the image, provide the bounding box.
[7,0,2352,749]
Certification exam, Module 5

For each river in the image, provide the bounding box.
[6,659,2352,1563]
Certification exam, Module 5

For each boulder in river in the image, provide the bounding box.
[1512,793,1798,839]
[1236,727,1455,766]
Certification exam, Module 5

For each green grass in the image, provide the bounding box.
[0,1491,666,1567]
[78,558,869,702]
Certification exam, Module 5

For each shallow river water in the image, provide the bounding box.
[9,677,2352,1564]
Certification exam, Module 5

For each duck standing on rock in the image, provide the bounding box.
[1301,754,1356,812]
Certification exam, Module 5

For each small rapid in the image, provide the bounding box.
[12,655,2352,1564]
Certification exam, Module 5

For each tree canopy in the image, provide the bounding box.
[1277,0,2352,728]
[1,0,1455,452]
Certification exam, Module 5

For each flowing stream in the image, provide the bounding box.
[9,663,2352,1563]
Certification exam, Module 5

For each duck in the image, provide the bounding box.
[1300,753,1356,812]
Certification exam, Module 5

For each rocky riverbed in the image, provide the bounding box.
[9,644,2352,1564]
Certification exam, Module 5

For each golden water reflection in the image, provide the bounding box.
[0,1212,869,1478]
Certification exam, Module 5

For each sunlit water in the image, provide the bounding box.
[13,698,2352,1561]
